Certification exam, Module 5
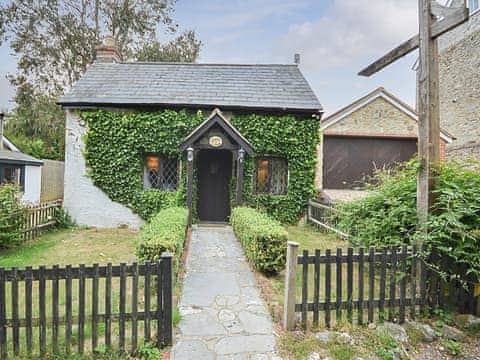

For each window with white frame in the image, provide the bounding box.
[0,165,24,188]
[255,157,288,195]
[143,154,179,191]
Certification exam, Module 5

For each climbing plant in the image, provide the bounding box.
[81,110,320,223]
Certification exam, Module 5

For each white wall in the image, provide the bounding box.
[21,165,42,205]
[64,110,144,229]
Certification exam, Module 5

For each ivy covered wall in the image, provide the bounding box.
[81,109,319,223]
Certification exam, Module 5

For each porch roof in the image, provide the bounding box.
[179,109,254,154]
[0,150,43,167]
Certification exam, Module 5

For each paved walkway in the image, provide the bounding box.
[172,226,279,360]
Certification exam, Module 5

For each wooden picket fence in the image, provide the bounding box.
[283,243,479,330]
[23,200,62,240]
[0,255,173,358]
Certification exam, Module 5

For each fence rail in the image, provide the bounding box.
[284,243,479,330]
[0,256,173,358]
[307,199,348,239]
[23,200,62,240]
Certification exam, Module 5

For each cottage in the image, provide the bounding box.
[1,135,43,204]
[58,39,322,228]
[318,88,454,192]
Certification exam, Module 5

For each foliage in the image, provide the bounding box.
[0,185,26,248]
[54,208,76,229]
[82,109,204,219]
[4,84,66,159]
[232,113,319,223]
[365,331,400,360]
[136,207,188,268]
[327,344,358,360]
[441,339,462,357]
[135,31,202,62]
[0,0,201,160]
[137,342,162,360]
[230,207,288,274]
[82,110,319,223]
[337,159,480,280]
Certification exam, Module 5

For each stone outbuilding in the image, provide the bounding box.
[317,88,454,191]
[437,1,480,160]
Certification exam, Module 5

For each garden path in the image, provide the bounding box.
[171,225,279,360]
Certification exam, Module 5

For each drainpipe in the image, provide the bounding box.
[0,112,4,150]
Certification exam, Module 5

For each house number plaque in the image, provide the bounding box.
[209,136,223,147]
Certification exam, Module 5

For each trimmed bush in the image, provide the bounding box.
[0,185,26,248]
[136,207,188,267]
[230,207,288,274]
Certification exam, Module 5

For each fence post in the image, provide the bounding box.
[284,241,299,330]
[161,252,174,346]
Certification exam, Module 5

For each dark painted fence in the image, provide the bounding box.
[284,244,479,330]
[0,255,173,358]
[23,200,62,240]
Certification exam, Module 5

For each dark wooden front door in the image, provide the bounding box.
[197,150,232,222]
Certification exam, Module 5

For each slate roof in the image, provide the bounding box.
[58,62,322,112]
[0,150,43,166]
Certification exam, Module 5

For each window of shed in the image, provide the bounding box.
[255,157,288,195]
[143,155,179,191]
[0,165,24,189]
[469,0,479,13]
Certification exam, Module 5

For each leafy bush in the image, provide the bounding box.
[337,159,480,280]
[136,207,188,268]
[54,207,76,229]
[0,185,26,248]
[132,190,178,221]
[230,207,288,274]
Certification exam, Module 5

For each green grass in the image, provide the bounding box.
[0,227,139,268]
[287,224,346,252]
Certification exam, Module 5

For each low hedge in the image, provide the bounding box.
[136,207,188,268]
[230,207,288,274]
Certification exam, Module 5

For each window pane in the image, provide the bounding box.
[161,157,178,191]
[270,158,288,195]
[469,0,479,11]
[256,159,269,193]
[2,167,21,186]
[145,155,160,189]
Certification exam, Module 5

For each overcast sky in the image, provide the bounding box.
[0,0,422,115]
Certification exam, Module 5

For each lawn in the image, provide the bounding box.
[0,227,139,268]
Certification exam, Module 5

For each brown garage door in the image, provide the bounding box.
[323,136,417,189]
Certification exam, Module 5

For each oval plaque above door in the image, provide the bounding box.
[209,136,223,148]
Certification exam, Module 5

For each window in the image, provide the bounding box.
[0,165,24,189]
[255,157,288,195]
[143,155,179,191]
[469,0,479,13]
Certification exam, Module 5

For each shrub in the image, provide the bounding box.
[230,207,288,274]
[337,159,480,281]
[132,190,178,221]
[0,185,26,248]
[136,207,188,268]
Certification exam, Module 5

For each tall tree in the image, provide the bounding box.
[0,0,202,159]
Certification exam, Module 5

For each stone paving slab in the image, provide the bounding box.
[172,226,280,360]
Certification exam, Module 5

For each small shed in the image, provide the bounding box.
[318,88,454,190]
[1,136,44,204]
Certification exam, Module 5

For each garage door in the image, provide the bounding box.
[323,136,417,189]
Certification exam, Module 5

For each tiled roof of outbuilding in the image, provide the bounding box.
[59,62,322,112]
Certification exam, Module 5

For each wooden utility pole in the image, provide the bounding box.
[358,0,469,244]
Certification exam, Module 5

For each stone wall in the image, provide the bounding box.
[438,11,480,160]
[64,110,144,229]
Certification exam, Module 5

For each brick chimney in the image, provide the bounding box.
[95,35,122,63]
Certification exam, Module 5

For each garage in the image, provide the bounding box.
[323,135,417,189]
[316,88,454,191]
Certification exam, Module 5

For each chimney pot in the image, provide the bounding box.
[95,35,122,63]
[294,53,300,65]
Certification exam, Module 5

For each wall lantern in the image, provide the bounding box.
[238,148,245,163]
[187,147,194,162]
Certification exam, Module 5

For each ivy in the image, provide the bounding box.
[81,109,319,223]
